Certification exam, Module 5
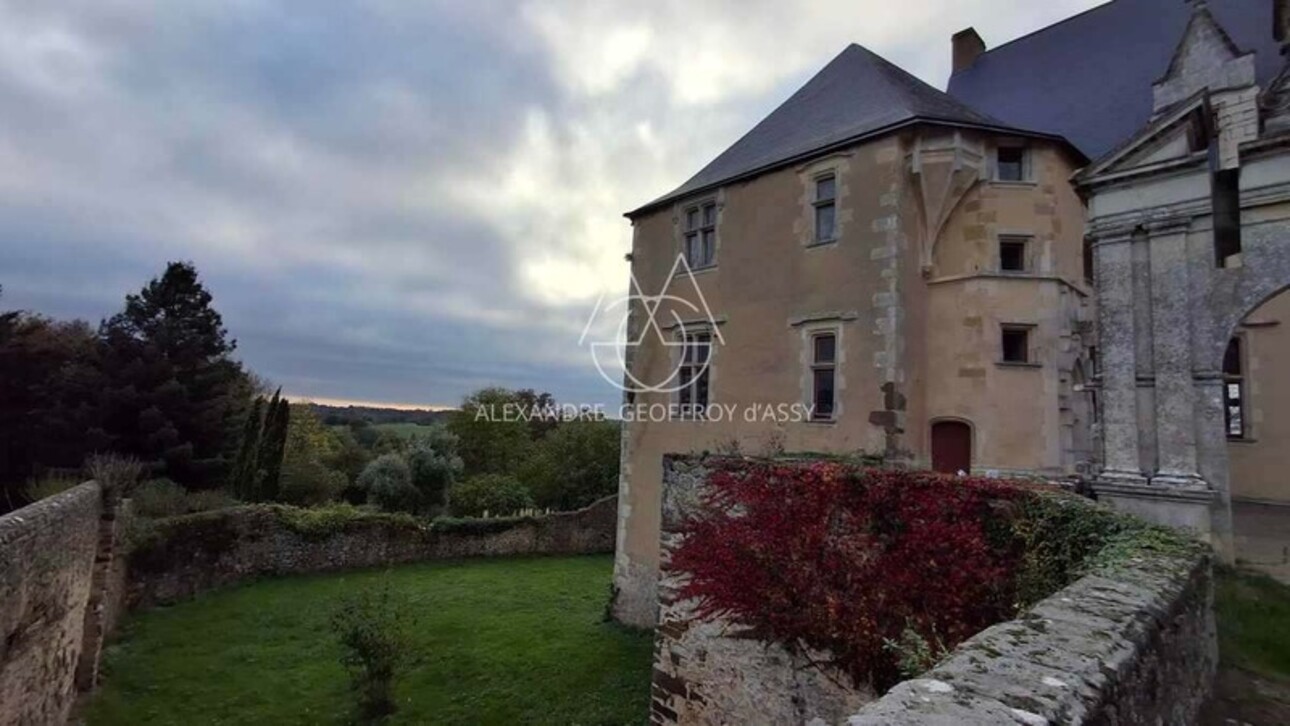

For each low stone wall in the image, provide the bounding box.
[0,483,102,726]
[848,550,1215,725]
[127,495,617,607]
[652,456,1217,726]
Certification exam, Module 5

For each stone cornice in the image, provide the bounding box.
[1086,197,1210,240]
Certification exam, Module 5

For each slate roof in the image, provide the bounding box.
[947,0,1282,161]
[627,44,1064,217]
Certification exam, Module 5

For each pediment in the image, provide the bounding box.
[1077,93,1211,184]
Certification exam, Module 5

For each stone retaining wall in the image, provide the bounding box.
[0,483,102,726]
[652,456,1217,726]
[848,550,1215,725]
[0,486,616,725]
[127,495,617,608]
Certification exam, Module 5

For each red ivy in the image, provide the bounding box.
[671,462,1035,690]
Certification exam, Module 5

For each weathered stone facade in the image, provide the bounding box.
[615,125,1092,626]
[1078,0,1290,553]
[0,484,103,726]
[654,456,1217,726]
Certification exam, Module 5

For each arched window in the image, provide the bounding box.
[1223,337,1246,439]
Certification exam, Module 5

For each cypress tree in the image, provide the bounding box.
[229,396,264,499]
[257,393,290,501]
[251,390,280,501]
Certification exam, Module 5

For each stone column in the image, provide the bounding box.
[1195,372,1235,558]
[1094,232,1146,483]
[1146,222,1206,487]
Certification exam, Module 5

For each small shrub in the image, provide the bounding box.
[24,474,80,502]
[183,489,239,513]
[131,479,189,518]
[279,457,347,507]
[87,453,145,495]
[672,462,1032,690]
[882,622,950,679]
[274,503,421,540]
[448,474,534,518]
[331,581,414,723]
[357,454,418,513]
[132,478,238,518]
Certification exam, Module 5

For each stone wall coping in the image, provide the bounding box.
[0,481,99,547]
[846,548,1213,725]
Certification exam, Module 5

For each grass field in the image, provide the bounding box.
[86,556,653,726]
[1200,566,1290,723]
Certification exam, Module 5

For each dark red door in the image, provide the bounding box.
[931,421,972,474]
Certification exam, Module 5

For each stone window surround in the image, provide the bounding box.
[1224,330,1252,442]
[991,137,1036,185]
[794,317,849,423]
[811,171,838,245]
[670,323,718,420]
[796,153,852,249]
[998,322,1042,368]
[996,230,1036,274]
[1229,318,1280,445]
[675,193,722,273]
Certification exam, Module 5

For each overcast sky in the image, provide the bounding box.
[0,0,1105,409]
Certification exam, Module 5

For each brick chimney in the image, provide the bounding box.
[952,28,986,73]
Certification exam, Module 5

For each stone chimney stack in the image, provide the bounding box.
[952,28,986,73]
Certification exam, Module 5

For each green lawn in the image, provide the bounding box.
[87,556,653,726]
[1200,567,1290,723]
[1215,567,1290,679]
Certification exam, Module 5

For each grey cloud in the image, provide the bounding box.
[0,0,1102,410]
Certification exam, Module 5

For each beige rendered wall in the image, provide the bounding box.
[1229,289,1290,503]
[920,143,1093,474]
[612,132,1091,625]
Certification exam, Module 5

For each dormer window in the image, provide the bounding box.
[813,175,837,243]
[684,202,717,269]
[995,145,1029,182]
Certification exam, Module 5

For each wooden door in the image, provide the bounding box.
[931,421,972,474]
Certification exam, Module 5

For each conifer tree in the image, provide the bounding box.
[229,396,264,499]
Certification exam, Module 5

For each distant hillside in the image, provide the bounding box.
[308,403,455,427]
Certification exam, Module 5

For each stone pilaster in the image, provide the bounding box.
[1093,232,1146,483]
[1146,222,1206,487]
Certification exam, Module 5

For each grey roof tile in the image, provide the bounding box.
[947,0,1282,160]
[628,43,1055,217]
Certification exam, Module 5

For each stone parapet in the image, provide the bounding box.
[848,547,1215,725]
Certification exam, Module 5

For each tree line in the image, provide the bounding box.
[0,265,252,511]
[0,265,620,518]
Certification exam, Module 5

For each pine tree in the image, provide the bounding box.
[98,261,250,488]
